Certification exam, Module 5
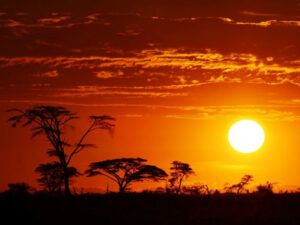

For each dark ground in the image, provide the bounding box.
[1,192,300,225]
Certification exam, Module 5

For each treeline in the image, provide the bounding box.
[5,105,280,196]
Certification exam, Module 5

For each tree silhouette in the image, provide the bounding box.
[8,105,115,195]
[7,182,34,195]
[182,184,210,195]
[86,158,168,193]
[168,161,195,194]
[256,181,274,195]
[225,175,254,194]
[35,162,80,193]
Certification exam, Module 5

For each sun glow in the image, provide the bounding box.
[228,120,265,153]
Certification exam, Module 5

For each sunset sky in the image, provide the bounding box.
[1,0,300,192]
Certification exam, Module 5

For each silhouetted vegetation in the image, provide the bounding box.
[168,161,194,193]
[6,182,34,196]
[1,192,300,225]
[86,158,167,193]
[8,105,115,195]
[256,181,274,195]
[224,175,253,194]
[35,162,80,193]
[4,105,300,225]
[182,184,210,195]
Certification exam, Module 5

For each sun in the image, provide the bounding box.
[228,119,265,153]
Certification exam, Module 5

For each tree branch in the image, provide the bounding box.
[66,122,94,165]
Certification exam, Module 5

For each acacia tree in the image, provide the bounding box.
[8,105,115,195]
[35,162,80,193]
[86,158,168,193]
[168,161,195,194]
[225,174,253,194]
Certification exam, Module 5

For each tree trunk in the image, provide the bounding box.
[178,177,183,194]
[63,168,71,196]
[119,184,125,193]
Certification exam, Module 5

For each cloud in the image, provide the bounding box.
[208,75,241,83]
[4,19,23,28]
[0,14,102,31]
[163,105,300,121]
[0,9,299,111]
[1,49,300,86]
[117,25,142,36]
[1,98,299,121]
[218,17,300,27]
[47,85,188,98]
[95,70,124,79]
[38,16,70,24]
[34,70,59,78]
[240,11,279,17]
[31,83,51,87]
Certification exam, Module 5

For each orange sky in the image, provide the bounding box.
[0,0,300,192]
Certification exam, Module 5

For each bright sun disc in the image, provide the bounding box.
[228,120,265,153]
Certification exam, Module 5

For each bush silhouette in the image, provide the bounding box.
[35,162,80,193]
[6,182,33,196]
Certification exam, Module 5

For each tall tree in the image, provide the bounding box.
[35,162,80,193]
[86,158,168,193]
[8,105,115,195]
[168,161,195,194]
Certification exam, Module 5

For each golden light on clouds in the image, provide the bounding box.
[1,0,300,191]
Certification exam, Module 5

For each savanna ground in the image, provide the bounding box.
[2,192,300,225]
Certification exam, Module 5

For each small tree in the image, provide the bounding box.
[86,158,168,193]
[35,162,80,193]
[225,175,253,194]
[8,105,115,195]
[168,161,195,194]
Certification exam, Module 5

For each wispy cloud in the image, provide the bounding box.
[1,49,299,72]
[219,17,300,27]
[38,16,70,25]
[163,106,300,121]
[47,85,188,98]
[33,70,59,78]
[1,99,300,121]
[95,70,124,79]
[240,11,279,17]
[0,13,110,32]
